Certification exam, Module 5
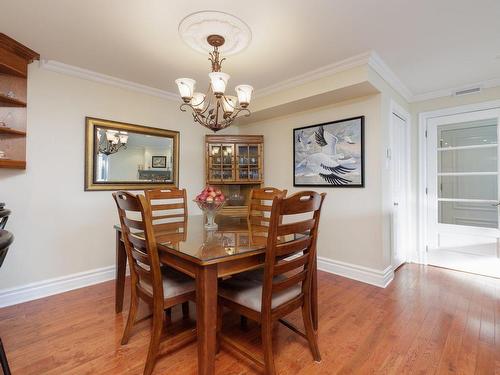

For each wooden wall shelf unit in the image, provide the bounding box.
[0,127,26,136]
[0,159,26,169]
[0,33,39,170]
[205,135,264,216]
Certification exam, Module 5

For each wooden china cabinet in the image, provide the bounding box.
[205,135,264,216]
[0,34,39,170]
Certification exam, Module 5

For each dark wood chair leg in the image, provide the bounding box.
[311,258,319,331]
[115,232,127,314]
[0,338,11,375]
[261,319,276,375]
[182,301,190,319]
[240,315,248,330]
[302,302,321,362]
[216,305,223,354]
[165,307,172,325]
[121,288,139,345]
[144,305,163,375]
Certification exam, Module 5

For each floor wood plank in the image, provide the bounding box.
[0,264,498,374]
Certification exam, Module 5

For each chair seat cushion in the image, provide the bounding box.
[219,271,301,312]
[140,266,195,299]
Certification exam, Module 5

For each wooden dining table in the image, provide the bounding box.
[114,214,318,375]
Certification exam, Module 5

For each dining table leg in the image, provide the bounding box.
[115,231,127,313]
[196,264,218,375]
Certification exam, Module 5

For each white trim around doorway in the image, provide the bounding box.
[389,100,412,269]
[417,99,500,265]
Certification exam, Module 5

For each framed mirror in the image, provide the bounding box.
[85,117,179,191]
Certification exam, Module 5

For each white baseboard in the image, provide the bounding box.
[317,257,394,288]
[0,257,394,308]
[0,266,116,308]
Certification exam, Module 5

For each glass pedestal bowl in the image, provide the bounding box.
[194,200,225,230]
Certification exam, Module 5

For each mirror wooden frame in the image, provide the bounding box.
[84,117,179,191]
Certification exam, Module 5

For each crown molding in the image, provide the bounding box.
[367,51,413,102]
[411,77,500,103]
[254,50,414,104]
[39,55,500,107]
[39,60,179,101]
[254,50,500,105]
[255,51,373,98]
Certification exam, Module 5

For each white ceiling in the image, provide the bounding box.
[1,0,499,98]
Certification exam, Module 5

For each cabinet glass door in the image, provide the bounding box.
[237,144,261,181]
[208,144,234,181]
[221,145,234,181]
[237,145,249,180]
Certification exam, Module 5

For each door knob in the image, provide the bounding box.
[393,202,399,206]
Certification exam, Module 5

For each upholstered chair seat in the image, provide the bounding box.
[139,266,195,298]
[219,272,301,311]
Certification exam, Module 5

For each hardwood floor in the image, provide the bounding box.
[0,264,498,374]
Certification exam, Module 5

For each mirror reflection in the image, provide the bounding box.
[95,128,174,183]
[85,117,179,191]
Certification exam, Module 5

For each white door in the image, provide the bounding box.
[391,112,409,270]
[426,108,500,277]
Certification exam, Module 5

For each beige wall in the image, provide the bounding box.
[0,65,232,290]
[5,59,498,292]
[240,94,388,270]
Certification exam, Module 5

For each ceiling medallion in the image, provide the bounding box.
[175,11,253,132]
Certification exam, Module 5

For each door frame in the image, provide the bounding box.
[418,99,500,265]
[389,100,412,269]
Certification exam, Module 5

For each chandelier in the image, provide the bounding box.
[97,129,128,155]
[175,34,253,132]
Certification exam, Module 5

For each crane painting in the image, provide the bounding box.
[293,116,364,187]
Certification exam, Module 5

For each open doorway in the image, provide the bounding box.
[421,104,500,278]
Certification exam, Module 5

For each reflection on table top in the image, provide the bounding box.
[115,215,268,265]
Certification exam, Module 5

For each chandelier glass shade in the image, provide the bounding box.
[97,129,128,155]
[175,34,253,132]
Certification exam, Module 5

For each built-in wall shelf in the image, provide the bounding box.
[0,159,26,169]
[0,94,27,107]
[0,127,26,136]
[0,33,39,170]
[0,62,27,78]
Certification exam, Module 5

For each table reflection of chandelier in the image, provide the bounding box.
[97,129,128,155]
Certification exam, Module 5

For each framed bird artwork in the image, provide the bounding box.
[293,116,365,187]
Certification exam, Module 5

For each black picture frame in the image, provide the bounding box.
[293,116,365,188]
[151,155,167,168]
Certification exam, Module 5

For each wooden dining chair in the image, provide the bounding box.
[113,191,196,375]
[144,188,188,230]
[239,187,288,328]
[0,226,13,375]
[144,188,190,319]
[218,191,326,375]
[247,187,287,247]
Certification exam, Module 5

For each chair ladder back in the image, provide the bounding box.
[262,191,326,311]
[248,187,287,236]
[144,188,188,235]
[113,191,163,300]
